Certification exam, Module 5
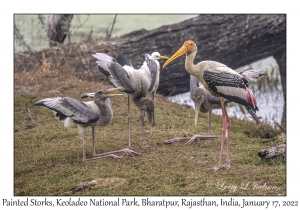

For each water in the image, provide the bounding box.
[168,56,285,126]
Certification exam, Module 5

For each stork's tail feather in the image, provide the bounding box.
[246,87,258,111]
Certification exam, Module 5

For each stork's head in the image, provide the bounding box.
[191,88,206,106]
[81,87,124,101]
[162,40,197,68]
[151,52,169,61]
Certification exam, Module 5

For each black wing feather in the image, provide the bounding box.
[116,55,132,67]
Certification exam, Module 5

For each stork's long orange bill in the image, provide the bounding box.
[162,45,188,68]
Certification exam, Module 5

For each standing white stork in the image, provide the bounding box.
[92,53,157,148]
[33,87,130,161]
[162,40,259,171]
[146,52,169,101]
[143,52,168,126]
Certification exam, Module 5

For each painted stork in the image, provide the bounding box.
[162,40,259,171]
[146,52,169,101]
[92,53,157,148]
[165,68,265,144]
[33,87,131,161]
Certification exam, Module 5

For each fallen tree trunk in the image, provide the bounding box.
[14,14,286,97]
[257,143,286,161]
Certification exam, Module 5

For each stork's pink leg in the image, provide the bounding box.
[222,107,231,168]
[212,98,227,171]
[127,96,131,148]
[141,110,150,147]
[92,127,96,157]
[208,109,212,135]
[82,134,86,161]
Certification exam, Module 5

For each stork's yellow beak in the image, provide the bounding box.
[162,45,188,68]
[158,55,169,60]
[106,93,124,97]
[103,87,125,97]
[104,87,124,93]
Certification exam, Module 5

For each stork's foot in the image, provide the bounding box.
[90,148,141,160]
[186,135,218,145]
[222,161,231,169]
[164,135,218,144]
[121,148,142,156]
[210,161,232,171]
[210,165,228,171]
[88,154,123,160]
[164,137,191,144]
[142,143,150,148]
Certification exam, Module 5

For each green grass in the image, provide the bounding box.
[14,68,286,196]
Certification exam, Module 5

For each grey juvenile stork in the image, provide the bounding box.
[163,40,260,171]
[33,87,128,161]
[164,75,229,144]
[92,53,157,148]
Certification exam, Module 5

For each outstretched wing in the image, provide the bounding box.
[239,68,267,86]
[34,97,99,124]
[92,53,136,94]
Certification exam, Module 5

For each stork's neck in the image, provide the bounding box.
[185,50,198,76]
[132,96,147,110]
[96,99,113,126]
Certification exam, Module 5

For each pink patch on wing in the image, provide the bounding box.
[245,87,257,108]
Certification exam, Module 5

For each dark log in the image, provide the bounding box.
[15,14,286,98]
[257,143,286,161]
